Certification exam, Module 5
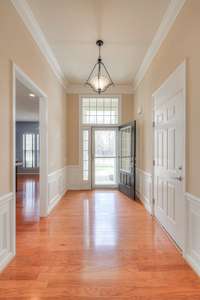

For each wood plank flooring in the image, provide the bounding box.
[0,175,200,299]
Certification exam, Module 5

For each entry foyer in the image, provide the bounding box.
[1,0,200,299]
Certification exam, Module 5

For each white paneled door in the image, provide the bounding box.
[153,63,185,250]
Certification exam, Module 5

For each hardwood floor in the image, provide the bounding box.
[0,176,200,299]
[16,174,40,226]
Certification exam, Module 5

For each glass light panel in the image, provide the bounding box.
[83,129,89,181]
[121,127,131,172]
[82,97,119,125]
[95,130,116,157]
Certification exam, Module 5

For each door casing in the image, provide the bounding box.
[12,63,49,257]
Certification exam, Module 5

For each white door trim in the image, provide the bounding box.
[152,61,186,251]
[12,63,49,253]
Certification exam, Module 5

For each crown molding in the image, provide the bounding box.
[11,0,67,89]
[66,83,134,95]
[133,0,186,91]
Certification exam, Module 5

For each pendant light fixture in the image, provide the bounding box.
[86,40,114,94]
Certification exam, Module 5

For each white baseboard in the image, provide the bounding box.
[48,166,68,214]
[184,192,200,276]
[0,193,15,272]
[0,252,14,273]
[136,168,153,214]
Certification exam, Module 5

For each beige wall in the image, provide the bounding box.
[67,94,134,165]
[121,94,134,124]
[66,94,79,165]
[134,0,200,197]
[0,1,67,196]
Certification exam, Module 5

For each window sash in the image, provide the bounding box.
[22,133,40,168]
[81,97,119,125]
[82,129,89,181]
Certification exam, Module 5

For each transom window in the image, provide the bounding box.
[81,96,119,125]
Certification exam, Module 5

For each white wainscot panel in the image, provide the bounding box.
[0,193,14,272]
[48,166,68,213]
[185,193,200,276]
[66,165,90,190]
[136,168,153,215]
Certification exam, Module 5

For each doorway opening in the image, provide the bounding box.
[12,64,48,256]
[15,79,40,223]
[80,95,136,195]
[92,127,118,188]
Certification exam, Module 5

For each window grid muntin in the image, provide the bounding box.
[82,97,119,125]
[22,133,40,168]
[120,126,131,173]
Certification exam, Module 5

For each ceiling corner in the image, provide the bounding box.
[11,0,68,89]
[133,0,186,91]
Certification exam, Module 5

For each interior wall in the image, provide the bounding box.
[134,0,200,197]
[67,93,134,165]
[0,0,67,196]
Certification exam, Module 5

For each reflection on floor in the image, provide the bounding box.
[1,187,200,299]
[16,174,39,227]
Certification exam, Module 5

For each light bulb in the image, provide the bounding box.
[90,76,109,91]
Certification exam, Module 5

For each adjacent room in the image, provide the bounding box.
[15,79,40,224]
[0,0,200,299]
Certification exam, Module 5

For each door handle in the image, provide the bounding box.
[171,176,182,181]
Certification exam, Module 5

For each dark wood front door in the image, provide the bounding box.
[118,121,136,199]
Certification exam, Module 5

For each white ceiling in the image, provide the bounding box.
[27,0,170,85]
[16,79,39,122]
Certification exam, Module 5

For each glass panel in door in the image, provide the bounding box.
[93,129,117,187]
[119,121,136,199]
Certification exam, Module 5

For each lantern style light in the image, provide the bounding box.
[86,40,114,94]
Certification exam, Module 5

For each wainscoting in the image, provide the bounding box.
[184,192,200,276]
[136,168,153,214]
[66,165,91,190]
[48,166,68,213]
[0,193,14,272]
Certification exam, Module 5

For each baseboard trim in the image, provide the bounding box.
[184,254,200,277]
[0,252,14,273]
[48,188,67,214]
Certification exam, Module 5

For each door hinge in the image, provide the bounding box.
[152,198,155,205]
[152,121,155,128]
[153,159,155,166]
